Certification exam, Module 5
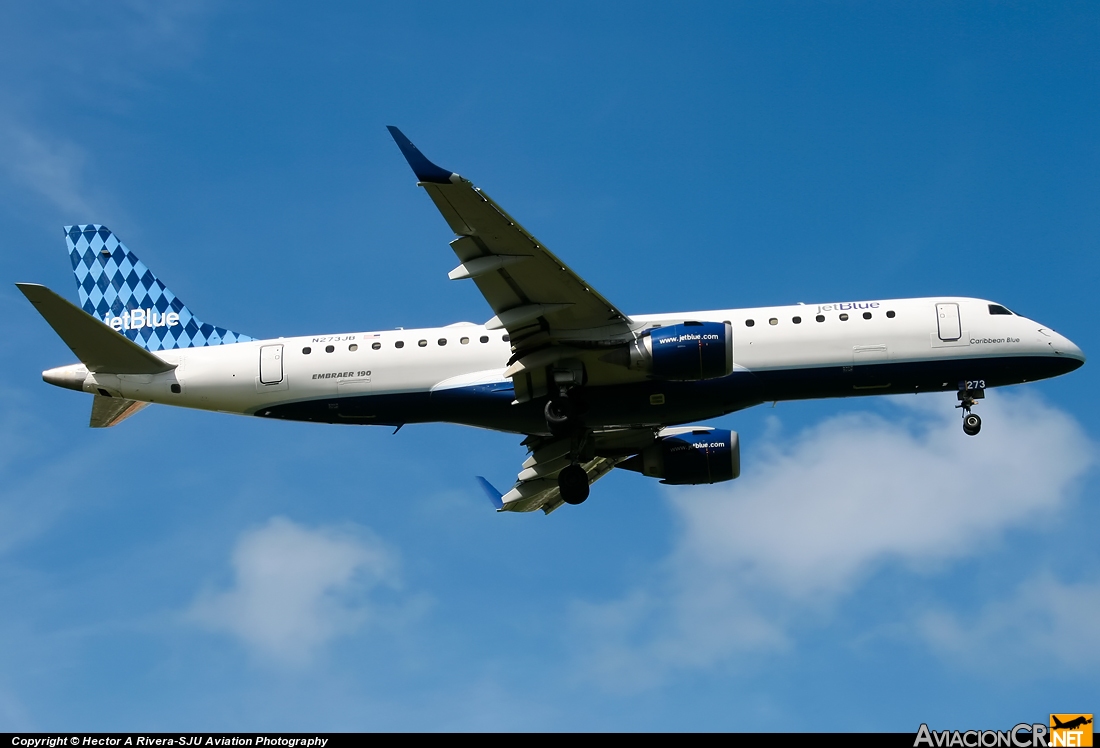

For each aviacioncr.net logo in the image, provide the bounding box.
[914,723,1048,747]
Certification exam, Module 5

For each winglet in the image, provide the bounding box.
[476,476,505,511]
[386,126,456,184]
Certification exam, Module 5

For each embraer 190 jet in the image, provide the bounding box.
[17,127,1085,514]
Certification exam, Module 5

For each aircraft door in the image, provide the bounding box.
[936,303,962,341]
[259,345,284,384]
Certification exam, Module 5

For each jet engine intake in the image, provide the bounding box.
[617,428,740,484]
[610,321,733,380]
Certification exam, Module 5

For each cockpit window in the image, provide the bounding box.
[988,304,1014,316]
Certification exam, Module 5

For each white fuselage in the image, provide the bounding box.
[57,296,1083,434]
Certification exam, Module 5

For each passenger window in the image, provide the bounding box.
[349,344,358,351]
[460,337,469,344]
[886,311,895,319]
[302,347,311,354]
[418,340,427,347]
[438,338,447,346]
[480,335,489,343]
[816,315,825,323]
[863,312,872,320]
[792,316,801,324]
[325,345,334,353]
[769,318,778,325]
[372,342,381,350]
[395,341,404,349]
[745,319,755,327]
[502,334,510,342]
[839,313,849,321]
[170,383,181,394]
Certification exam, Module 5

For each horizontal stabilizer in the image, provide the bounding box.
[90,395,149,428]
[16,283,176,374]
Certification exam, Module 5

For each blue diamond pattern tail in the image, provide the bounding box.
[66,225,254,351]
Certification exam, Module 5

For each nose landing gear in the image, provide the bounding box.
[956,383,985,436]
[962,412,982,436]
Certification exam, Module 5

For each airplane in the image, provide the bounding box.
[1052,716,1093,731]
[16,127,1086,514]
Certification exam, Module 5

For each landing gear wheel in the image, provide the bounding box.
[544,397,577,437]
[963,413,981,436]
[956,384,985,437]
[558,464,590,505]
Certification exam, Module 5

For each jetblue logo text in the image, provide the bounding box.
[817,301,880,314]
[103,308,180,331]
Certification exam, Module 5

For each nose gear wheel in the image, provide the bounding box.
[962,412,982,436]
[956,385,985,436]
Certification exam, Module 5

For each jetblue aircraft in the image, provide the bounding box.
[17,127,1085,513]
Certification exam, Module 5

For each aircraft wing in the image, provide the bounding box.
[388,128,639,401]
[480,450,625,515]
[477,428,663,514]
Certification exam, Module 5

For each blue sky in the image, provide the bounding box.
[1,1,1098,731]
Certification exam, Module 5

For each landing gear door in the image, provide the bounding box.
[936,303,962,341]
[259,344,284,384]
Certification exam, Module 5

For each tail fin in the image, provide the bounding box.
[66,224,253,351]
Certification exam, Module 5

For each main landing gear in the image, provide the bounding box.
[544,396,578,438]
[544,387,592,505]
[558,464,590,505]
[956,383,985,436]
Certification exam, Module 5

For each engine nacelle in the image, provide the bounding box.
[621,321,733,381]
[617,428,740,485]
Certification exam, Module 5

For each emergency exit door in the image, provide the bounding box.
[259,345,284,384]
[936,303,962,341]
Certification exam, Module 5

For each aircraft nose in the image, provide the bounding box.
[1057,335,1086,364]
[1040,327,1086,366]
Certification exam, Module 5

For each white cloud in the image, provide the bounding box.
[920,573,1100,672]
[0,390,102,555]
[0,3,218,218]
[673,392,1091,597]
[0,683,33,731]
[0,123,96,217]
[570,392,1095,687]
[189,517,399,665]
